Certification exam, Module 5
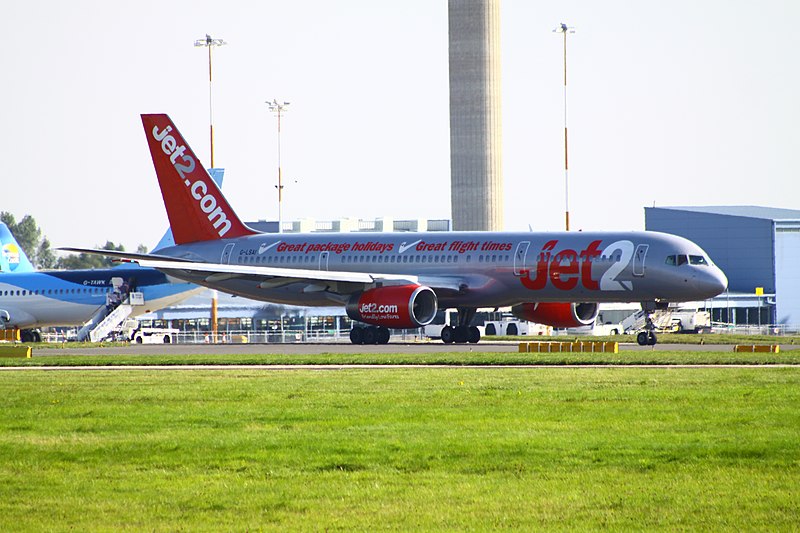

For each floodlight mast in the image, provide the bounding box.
[554,23,575,231]
[267,100,291,233]
[194,34,225,344]
[194,34,227,168]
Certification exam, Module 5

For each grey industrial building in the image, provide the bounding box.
[646,206,800,327]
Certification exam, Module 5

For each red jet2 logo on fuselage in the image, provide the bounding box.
[520,239,636,292]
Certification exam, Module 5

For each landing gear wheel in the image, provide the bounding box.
[362,327,378,345]
[441,325,455,344]
[377,327,390,345]
[647,331,657,346]
[637,331,658,346]
[467,326,481,344]
[454,326,469,344]
[350,327,364,345]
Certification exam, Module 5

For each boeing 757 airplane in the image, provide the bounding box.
[63,114,728,345]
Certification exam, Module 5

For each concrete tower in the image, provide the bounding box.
[448,0,503,231]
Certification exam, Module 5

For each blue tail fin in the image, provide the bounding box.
[0,223,36,273]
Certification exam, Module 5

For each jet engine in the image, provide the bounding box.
[346,284,438,329]
[510,302,599,328]
[0,308,35,329]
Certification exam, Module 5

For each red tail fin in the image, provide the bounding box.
[141,114,257,244]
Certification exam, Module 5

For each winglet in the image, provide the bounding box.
[0,223,36,273]
[141,114,257,245]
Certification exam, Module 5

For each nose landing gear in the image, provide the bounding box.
[636,329,657,346]
[636,301,666,346]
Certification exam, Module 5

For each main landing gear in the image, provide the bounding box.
[349,325,391,345]
[440,307,481,344]
[20,329,42,343]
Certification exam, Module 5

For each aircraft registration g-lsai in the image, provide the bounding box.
[63,114,728,346]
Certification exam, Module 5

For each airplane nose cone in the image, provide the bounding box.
[694,267,728,298]
[715,268,729,294]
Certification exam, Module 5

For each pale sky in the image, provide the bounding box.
[2,1,799,251]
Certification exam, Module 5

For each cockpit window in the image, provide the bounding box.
[666,254,709,266]
[665,254,689,266]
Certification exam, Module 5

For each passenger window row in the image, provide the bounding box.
[236,253,518,266]
[1,287,110,297]
[237,255,316,265]
[534,254,622,263]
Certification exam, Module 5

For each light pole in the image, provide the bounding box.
[267,99,290,233]
[194,34,227,168]
[194,34,226,344]
[554,23,574,231]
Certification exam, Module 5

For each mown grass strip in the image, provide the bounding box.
[2,349,800,367]
[0,367,798,531]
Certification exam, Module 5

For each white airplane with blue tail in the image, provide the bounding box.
[0,169,224,342]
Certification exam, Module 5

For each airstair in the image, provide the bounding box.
[621,308,674,334]
[76,291,144,342]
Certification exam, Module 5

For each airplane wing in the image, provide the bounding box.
[58,248,467,294]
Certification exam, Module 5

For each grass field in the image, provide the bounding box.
[3,348,800,367]
[23,332,800,350]
[1,366,799,531]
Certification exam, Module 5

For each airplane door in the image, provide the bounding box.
[513,241,530,276]
[220,243,235,264]
[319,251,329,271]
[633,244,648,277]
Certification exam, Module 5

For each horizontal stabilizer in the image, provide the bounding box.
[58,247,192,264]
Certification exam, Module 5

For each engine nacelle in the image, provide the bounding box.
[510,302,599,328]
[0,308,35,329]
[346,285,438,329]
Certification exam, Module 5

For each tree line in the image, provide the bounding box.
[1,212,147,270]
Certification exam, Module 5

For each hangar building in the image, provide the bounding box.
[645,206,800,327]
